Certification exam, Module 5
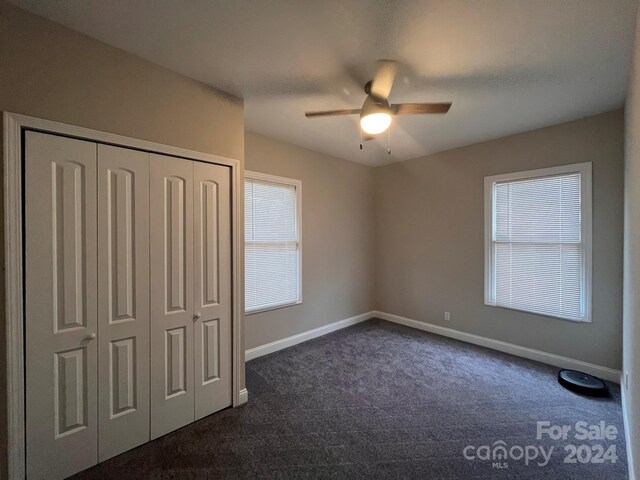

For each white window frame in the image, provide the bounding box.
[244,170,302,315]
[484,162,592,323]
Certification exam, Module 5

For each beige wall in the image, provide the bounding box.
[244,132,375,350]
[375,110,624,370]
[623,1,640,476]
[0,2,244,159]
[0,3,244,476]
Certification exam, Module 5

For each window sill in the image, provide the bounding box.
[245,300,302,316]
[484,301,591,324]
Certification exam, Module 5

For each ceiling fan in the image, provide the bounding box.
[305,60,452,137]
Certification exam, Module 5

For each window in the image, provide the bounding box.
[484,163,592,322]
[244,171,302,314]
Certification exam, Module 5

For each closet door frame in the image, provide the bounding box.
[3,112,247,480]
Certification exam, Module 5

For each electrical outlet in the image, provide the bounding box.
[444,312,451,321]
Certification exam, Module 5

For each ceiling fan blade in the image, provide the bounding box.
[305,109,360,118]
[370,60,398,99]
[391,103,452,115]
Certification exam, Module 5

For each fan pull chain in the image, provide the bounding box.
[359,127,363,150]
[387,123,392,155]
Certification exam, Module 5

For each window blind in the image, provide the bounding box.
[245,177,300,313]
[491,172,585,320]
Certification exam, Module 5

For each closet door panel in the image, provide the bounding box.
[25,131,98,480]
[193,162,233,419]
[150,154,195,439]
[97,145,150,461]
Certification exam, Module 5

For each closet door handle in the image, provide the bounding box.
[193,313,201,321]
[82,333,97,344]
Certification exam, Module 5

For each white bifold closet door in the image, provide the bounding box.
[192,161,232,421]
[25,131,99,480]
[149,154,232,439]
[25,131,232,479]
[96,144,151,461]
[149,153,195,438]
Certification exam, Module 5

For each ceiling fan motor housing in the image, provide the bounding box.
[360,95,391,119]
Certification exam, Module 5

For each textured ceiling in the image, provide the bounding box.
[9,0,637,166]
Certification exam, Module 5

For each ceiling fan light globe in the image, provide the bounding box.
[360,113,392,135]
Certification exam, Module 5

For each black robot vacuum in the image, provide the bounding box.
[558,369,609,397]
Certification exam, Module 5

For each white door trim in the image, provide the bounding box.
[3,111,246,480]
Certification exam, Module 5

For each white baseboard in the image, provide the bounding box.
[373,311,622,383]
[245,311,375,361]
[237,388,249,406]
[245,309,620,382]
[622,376,636,480]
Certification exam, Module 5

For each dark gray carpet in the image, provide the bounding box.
[72,318,628,479]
